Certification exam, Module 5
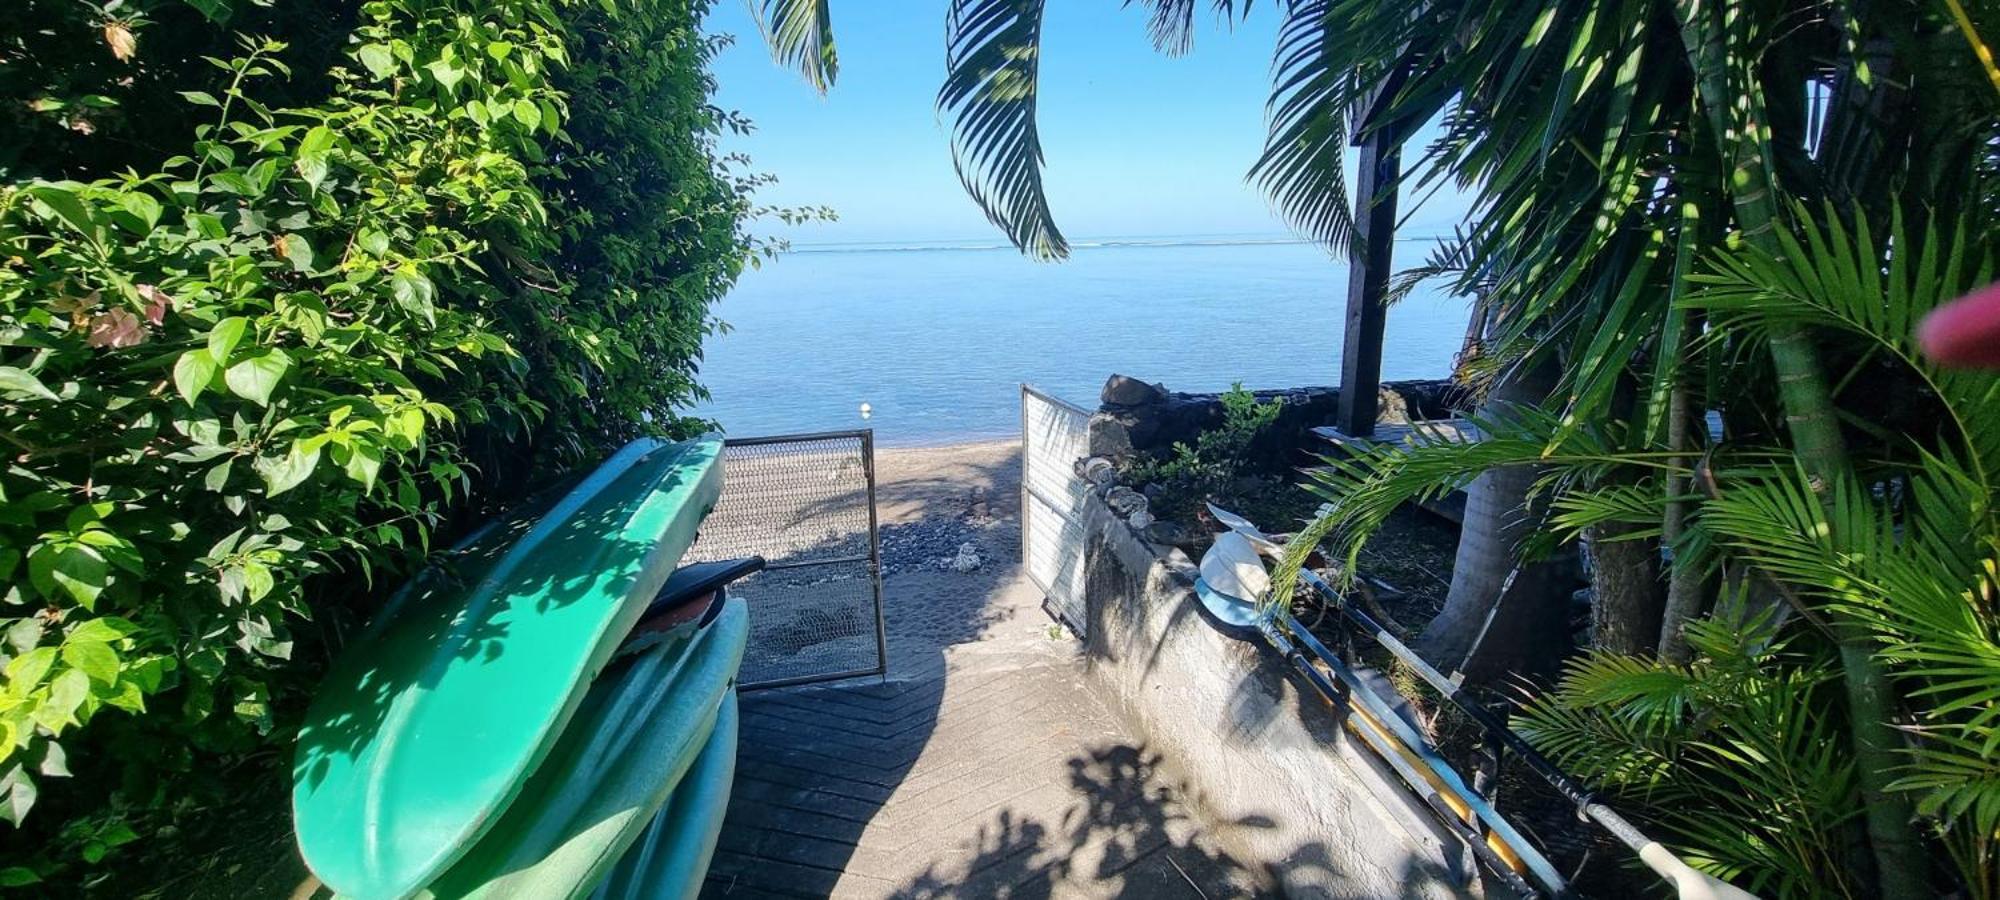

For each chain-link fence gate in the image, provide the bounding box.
[682,431,887,690]
[1020,385,1092,636]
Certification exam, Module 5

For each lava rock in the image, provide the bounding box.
[1078,456,1119,488]
[1101,374,1168,408]
[1086,413,1134,459]
[1104,486,1148,518]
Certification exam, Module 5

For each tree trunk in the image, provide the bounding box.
[1656,376,1706,663]
[1587,522,1664,655]
[1675,3,1928,895]
[1417,359,1571,682]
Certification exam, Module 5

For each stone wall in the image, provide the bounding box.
[1069,487,1472,898]
[1087,375,1464,468]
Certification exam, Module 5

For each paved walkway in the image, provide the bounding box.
[703,643,1267,899]
[702,445,1271,899]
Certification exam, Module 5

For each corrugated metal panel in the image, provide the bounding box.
[1020,385,1091,636]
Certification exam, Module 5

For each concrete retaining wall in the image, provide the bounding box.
[1071,489,1472,899]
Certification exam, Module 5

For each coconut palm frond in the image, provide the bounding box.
[1123,0,1255,57]
[1383,229,1482,307]
[1248,0,1371,254]
[939,0,1066,259]
[757,0,839,93]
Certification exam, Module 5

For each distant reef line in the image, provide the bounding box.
[785,235,1457,254]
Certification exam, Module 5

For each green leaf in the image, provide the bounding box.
[46,669,89,724]
[296,156,329,193]
[33,743,67,779]
[30,545,108,608]
[242,562,275,602]
[357,44,396,79]
[343,442,384,493]
[225,350,291,406]
[66,617,136,645]
[0,765,37,826]
[115,192,162,232]
[391,269,436,323]
[427,59,466,91]
[173,349,219,404]
[5,649,57,690]
[4,620,41,655]
[184,0,231,24]
[24,185,99,243]
[60,641,118,686]
[511,98,541,130]
[279,233,314,271]
[298,124,334,157]
[0,367,58,402]
[0,866,42,886]
[256,441,321,496]
[203,458,233,492]
[207,317,247,363]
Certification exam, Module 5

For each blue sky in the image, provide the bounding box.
[703,3,1472,246]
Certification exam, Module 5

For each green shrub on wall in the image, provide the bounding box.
[0,0,753,882]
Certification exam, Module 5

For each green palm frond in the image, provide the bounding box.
[1123,0,1254,57]
[1688,206,2000,483]
[939,0,1066,259]
[1248,0,1359,253]
[1519,609,1864,898]
[1273,402,1686,604]
[756,0,839,93]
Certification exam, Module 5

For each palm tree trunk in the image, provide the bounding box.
[1656,375,1704,663]
[1417,358,1572,681]
[1676,2,1928,895]
[1588,522,1663,655]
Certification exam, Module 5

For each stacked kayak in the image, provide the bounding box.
[292,438,749,899]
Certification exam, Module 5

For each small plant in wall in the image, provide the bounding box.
[1122,384,1284,526]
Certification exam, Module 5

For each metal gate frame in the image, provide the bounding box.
[1020,384,1092,637]
[704,430,888,691]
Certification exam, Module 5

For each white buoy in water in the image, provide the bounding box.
[859,402,872,420]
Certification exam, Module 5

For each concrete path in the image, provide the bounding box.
[701,444,1272,899]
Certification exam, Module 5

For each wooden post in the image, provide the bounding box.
[1337,129,1400,438]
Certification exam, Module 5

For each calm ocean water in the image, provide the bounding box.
[693,237,1471,446]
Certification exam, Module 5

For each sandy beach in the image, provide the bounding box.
[865,439,1057,674]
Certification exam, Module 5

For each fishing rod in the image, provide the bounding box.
[1202,505,1758,900]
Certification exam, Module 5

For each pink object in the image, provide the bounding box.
[1920,282,2000,369]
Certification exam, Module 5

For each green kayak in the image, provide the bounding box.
[293,438,724,900]
[417,599,747,899]
[592,691,740,900]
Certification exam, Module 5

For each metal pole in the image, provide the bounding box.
[862,429,888,682]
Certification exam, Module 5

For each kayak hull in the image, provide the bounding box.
[294,438,725,899]
[591,690,739,900]
[419,599,748,899]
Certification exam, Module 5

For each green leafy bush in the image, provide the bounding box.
[0,0,754,882]
[1123,384,1283,525]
